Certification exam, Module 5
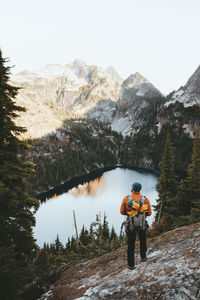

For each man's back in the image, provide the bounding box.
[120,182,151,270]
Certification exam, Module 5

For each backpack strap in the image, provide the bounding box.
[127,194,132,203]
[141,195,146,204]
[126,195,133,209]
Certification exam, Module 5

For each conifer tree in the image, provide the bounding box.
[186,131,200,223]
[172,179,187,227]
[109,226,118,242]
[154,132,178,231]
[0,49,39,299]
[79,225,90,246]
[65,237,71,254]
[175,131,200,225]
[54,234,63,253]
[34,249,50,284]
[102,213,110,241]
[70,236,78,254]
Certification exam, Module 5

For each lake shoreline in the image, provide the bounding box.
[36,165,161,202]
[34,168,159,246]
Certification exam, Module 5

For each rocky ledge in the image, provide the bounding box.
[40,222,200,300]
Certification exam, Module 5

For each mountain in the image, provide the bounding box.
[111,72,164,135]
[12,62,200,194]
[154,65,200,139]
[11,60,122,138]
[12,63,200,140]
[39,222,200,300]
[11,60,165,138]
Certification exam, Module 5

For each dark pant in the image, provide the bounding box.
[127,229,147,267]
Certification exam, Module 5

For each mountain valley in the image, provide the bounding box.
[11,61,200,195]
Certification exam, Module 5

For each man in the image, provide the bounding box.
[120,182,152,270]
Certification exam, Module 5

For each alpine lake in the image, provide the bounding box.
[34,168,158,247]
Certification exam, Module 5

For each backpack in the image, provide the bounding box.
[128,213,146,231]
[121,195,148,233]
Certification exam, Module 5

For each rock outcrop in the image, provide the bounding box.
[11,62,200,139]
[111,72,164,135]
[165,65,200,108]
[11,61,122,138]
[39,222,200,300]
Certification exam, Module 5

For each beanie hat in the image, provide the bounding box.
[132,182,142,192]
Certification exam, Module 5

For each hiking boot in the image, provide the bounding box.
[141,257,147,262]
[128,266,135,270]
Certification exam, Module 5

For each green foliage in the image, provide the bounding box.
[102,213,110,241]
[54,235,63,253]
[187,131,200,223]
[175,131,200,226]
[25,213,122,299]
[79,225,90,246]
[152,129,200,235]
[22,119,123,194]
[154,132,178,229]
[0,49,39,299]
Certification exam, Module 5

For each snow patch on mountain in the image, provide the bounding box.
[111,117,133,136]
[165,65,200,108]
[164,88,200,108]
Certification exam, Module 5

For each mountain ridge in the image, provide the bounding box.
[14,62,200,194]
[11,60,165,138]
[12,61,200,140]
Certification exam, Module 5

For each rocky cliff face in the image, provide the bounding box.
[111,72,165,135]
[11,60,122,138]
[39,222,200,300]
[12,62,200,140]
[165,65,200,108]
[154,65,200,138]
[11,61,168,139]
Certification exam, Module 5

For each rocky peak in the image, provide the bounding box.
[120,72,163,102]
[110,72,164,136]
[117,72,163,118]
[185,64,200,94]
[11,61,122,138]
[165,65,200,108]
[123,72,148,87]
[106,66,123,84]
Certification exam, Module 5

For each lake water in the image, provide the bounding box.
[34,168,158,247]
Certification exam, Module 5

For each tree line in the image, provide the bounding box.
[21,119,123,195]
[152,130,200,234]
[22,213,125,300]
[0,50,40,299]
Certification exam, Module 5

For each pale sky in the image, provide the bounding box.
[1,0,200,94]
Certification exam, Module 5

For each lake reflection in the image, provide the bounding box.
[34,168,158,246]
